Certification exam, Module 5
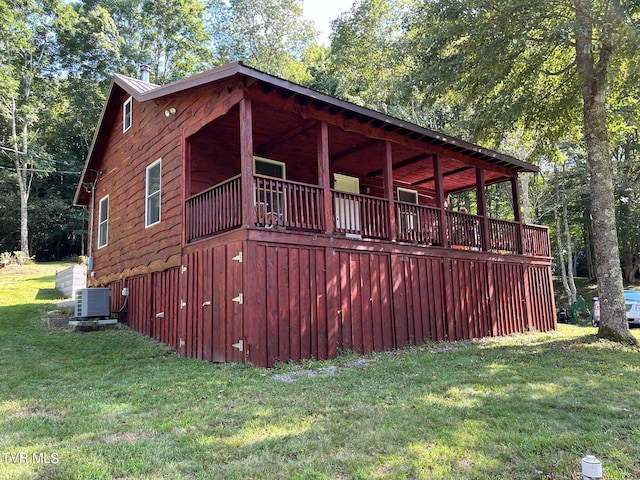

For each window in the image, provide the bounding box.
[397,187,418,204]
[253,157,286,225]
[397,188,419,234]
[123,97,132,132]
[254,156,285,179]
[98,195,109,249]
[146,159,161,227]
[333,173,361,233]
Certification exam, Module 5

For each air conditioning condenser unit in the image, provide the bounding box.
[75,288,111,318]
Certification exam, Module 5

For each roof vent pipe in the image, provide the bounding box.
[140,64,150,83]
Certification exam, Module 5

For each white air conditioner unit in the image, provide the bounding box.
[75,288,111,318]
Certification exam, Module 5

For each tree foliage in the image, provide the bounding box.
[406,0,640,341]
[209,0,316,83]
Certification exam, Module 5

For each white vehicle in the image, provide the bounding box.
[592,290,640,327]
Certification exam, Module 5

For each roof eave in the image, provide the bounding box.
[117,62,538,173]
[73,78,119,206]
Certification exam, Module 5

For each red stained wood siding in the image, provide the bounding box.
[179,241,244,362]
[108,235,555,368]
[88,80,245,284]
[488,262,528,336]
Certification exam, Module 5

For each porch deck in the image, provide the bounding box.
[185,174,550,257]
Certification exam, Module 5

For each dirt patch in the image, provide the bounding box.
[11,407,66,420]
[44,309,74,330]
[101,432,156,444]
[271,357,371,383]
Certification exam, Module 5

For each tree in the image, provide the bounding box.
[209,0,316,83]
[0,0,65,257]
[76,0,212,83]
[573,0,637,342]
[139,0,211,83]
[407,0,639,344]
[324,0,417,119]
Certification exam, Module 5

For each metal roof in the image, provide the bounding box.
[74,62,537,205]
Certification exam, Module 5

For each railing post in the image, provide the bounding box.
[383,141,396,241]
[475,168,491,251]
[239,97,255,227]
[318,121,332,234]
[433,154,448,247]
[511,177,525,254]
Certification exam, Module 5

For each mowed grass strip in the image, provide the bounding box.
[1,263,639,479]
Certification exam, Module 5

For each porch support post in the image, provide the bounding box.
[239,97,255,227]
[383,141,396,241]
[511,176,525,253]
[318,121,333,234]
[475,167,490,251]
[433,154,448,247]
[511,177,522,222]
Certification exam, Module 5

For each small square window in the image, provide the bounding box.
[98,195,109,248]
[123,97,132,132]
[146,159,161,227]
[397,187,418,204]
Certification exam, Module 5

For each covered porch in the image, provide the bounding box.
[185,173,549,256]
[183,89,549,258]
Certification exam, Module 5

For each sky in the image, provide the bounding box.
[302,0,352,44]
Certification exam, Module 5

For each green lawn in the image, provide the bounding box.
[1,263,639,479]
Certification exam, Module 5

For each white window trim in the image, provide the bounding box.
[97,195,109,249]
[145,158,162,228]
[333,173,360,193]
[397,187,419,204]
[253,156,286,179]
[123,97,132,133]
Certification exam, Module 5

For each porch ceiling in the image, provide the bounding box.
[248,98,513,197]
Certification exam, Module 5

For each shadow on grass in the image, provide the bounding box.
[35,288,65,301]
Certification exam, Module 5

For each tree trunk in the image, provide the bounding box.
[520,173,532,224]
[10,98,30,257]
[561,166,577,303]
[554,174,571,306]
[574,0,635,343]
[583,209,595,279]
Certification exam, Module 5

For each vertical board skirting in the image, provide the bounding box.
[102,244,556,368]
[391,254,448,345]
[524,264,557,332]
[339,251,393,355]
[488,262,528,336]
[251,243,328,367]
[179,241,244,363]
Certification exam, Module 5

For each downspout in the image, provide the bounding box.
[84,169,104,269]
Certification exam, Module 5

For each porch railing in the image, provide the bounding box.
[332,190,388,239]
[185,175,242,242]
[523,224,551,257]
[184,175,551,257]
[447,210,482,249]
[396,203,441,245]
[254,175,324,231]
[489,218,520,253]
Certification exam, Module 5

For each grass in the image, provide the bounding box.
[1,263,639,479]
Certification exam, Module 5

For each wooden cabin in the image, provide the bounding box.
[74,62,556,367]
